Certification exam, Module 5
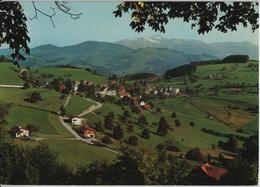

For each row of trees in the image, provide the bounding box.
[0,133,257,185]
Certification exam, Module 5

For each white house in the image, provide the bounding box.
[97,88,117,97]
[173,88,180,94]
[11,126,29,138]
[140,101,146,106]
[71,117,82,125]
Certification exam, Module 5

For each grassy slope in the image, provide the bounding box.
[65,95,93,116]
[31,67,106,84]
[84,61,258,151]
[0,62,24,84]
[42,139,116,167]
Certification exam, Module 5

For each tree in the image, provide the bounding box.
[113,125,124,140]
[142,128,150,139]
[185,148,204,163]
[225,135,240,152]
[138,114,148,125]
[59,106,66,116]
[104,114,114,130]
[157,116,169,136]
[189,122,195,127]
[25,124,39,136]
[114,2,258,34]
[171,112,176,118]
[128,136,139,146]
[95,121,104,132]
[23,82,30,89]
[30,92,41,103]
[175,119,181,127]
[101,135,112,144]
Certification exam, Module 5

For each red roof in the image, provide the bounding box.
[119,92,130,97]
[59,85,66,91]
[79,126,96,133]
[200,163,228,180]
[143,104,151,110]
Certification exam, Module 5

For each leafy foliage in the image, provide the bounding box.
[0,1,30,60]
[114,2,258,34]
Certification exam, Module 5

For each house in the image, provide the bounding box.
[79,126,96,138]
[140,101,146,106]
[97,87,117,97]
[143,104,151,110]
[118,85,126,94]
[11,126,29,138]
[59,85,66,92]
[71,117,82,125]
[173,88,180,94]
[119,91,131,98]
[200,163,228,180]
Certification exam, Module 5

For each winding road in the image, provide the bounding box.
[60,95,118,154]
[0,84,118,154]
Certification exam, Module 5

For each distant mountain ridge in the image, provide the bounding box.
[0,41,216,75]
[115,36,258,59]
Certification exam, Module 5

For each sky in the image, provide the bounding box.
[21,2,259,48]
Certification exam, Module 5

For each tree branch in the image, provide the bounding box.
[30,1,56,27]
[30,1,82,28]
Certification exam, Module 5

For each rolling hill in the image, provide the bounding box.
[1,41,215,75]
[116,36,259,59]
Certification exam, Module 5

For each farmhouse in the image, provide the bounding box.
[79,126,96,138]
[59,85,66,93]
[11,126,30,138]
[143,104,151,110]
[200,163,228,180]
[173,88,180,94]
[71,117,83,125]
[98,87,117,97]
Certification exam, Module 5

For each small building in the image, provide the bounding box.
[200,163,228,180]
[79,126,96,138]
[143,104,151,110]
[59,85,66,93]
[71,117,82,125]
[173,88,180,94]
[119,91,131,98]
[140,101,146,106]
[11,126,29,138]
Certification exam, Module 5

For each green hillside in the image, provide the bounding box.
[31,66,106,84]
[22,41,215,75]
[0,62,24,85]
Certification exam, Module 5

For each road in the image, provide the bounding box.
[0,85,117,153]
[78,97,102,117]
[59,95,118,154]
[0,84,23,88]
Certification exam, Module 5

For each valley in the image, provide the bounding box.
[0,58,258,167]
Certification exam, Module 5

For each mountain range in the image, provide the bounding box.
[0,37,258,75]
[115,36,258,60]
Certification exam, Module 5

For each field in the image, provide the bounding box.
[0,62,24,85]
[0,60,258,167]
[83,61,258,154]
[65,95,94,116]
[30,67,106,84]
[0,63,116,166]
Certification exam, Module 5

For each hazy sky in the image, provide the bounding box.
[21,2,259,48]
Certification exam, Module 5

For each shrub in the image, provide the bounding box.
[113,125,124,140]
[185,148,204,163]
[190,122,195,127]
[101,135,112,144]
[128,136,138,146]
[175,119,181,127]
[142,128,150,139]
[171,112,176,118]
